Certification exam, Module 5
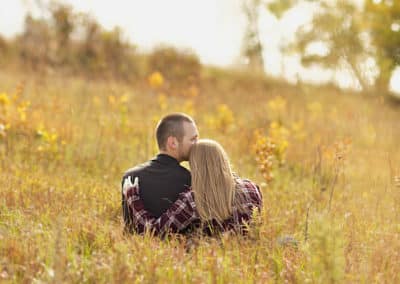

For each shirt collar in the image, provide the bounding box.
[154,153,180,165]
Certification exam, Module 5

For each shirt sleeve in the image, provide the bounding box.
[244,179,263,207]
[121,175,133,232]
[125,182,159,234]
[157,190,198,234]
[126,184,198,235]
[234,178,263,215]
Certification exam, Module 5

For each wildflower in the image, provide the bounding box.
[270,121,290,141]
[216,104,234,129]
[48,132,58,143]
[253,129,275,183]
[291,120,306,141]
[205,104,235,133]
[0,93,10,106]
[36,124,61,151]
[17,106,27,122]
[267,96,286,113]
[148,71,164,89]
[36,124,45,137]
[120,94,129,104]
[267,121,290,164]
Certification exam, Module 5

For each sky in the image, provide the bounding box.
[0,0,246,66]
[0,0,399,94]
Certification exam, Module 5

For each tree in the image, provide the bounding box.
[266,0,297,18]
[18,15,52,69]
[365,0,400,91]
[292,1,372,91]
[0,35,8,66]
[241,0,265,72]
[49,3,75,65]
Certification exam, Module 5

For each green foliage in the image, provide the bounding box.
[305,214,345,283]
[285,0,400,94]
[266,0,298,19]
[365,0,400,90]
[293,1,371,90]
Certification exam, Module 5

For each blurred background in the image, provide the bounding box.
[1,0,399,96]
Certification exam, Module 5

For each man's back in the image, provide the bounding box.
[122,154,191,228]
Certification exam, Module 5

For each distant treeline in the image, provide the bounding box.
[0,2,201,86]
[2,1,399,96]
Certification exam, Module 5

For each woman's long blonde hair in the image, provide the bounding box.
[189,139,237,223]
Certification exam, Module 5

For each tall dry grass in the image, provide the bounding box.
[0,67,399,283]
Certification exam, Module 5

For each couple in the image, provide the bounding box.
[121,113,262,236]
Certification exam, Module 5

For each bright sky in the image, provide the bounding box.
[1,0,399,94]
[64,0,245,66]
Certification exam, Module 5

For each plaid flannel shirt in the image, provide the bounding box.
[124,178,262,236]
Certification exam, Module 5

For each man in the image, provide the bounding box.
[121,113,199,233]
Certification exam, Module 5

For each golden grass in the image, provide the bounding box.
[0,68,399,283]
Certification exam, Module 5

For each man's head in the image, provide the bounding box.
[156,113,199,162]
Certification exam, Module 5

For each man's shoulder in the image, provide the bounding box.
[122,161,150,179]
[122,159,191,187]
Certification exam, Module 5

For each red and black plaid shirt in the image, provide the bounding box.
[124,178,262,236]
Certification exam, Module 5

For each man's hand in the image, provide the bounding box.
[123,176,139,197]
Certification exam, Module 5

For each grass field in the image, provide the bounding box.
[1,68,399,283]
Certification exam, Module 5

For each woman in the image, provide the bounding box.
[124,139,262,236]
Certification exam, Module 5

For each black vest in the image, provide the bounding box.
[121,154,191,228]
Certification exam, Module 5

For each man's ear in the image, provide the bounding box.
[166,136,178,150]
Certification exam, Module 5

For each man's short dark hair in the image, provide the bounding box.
[156,113,194,150]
